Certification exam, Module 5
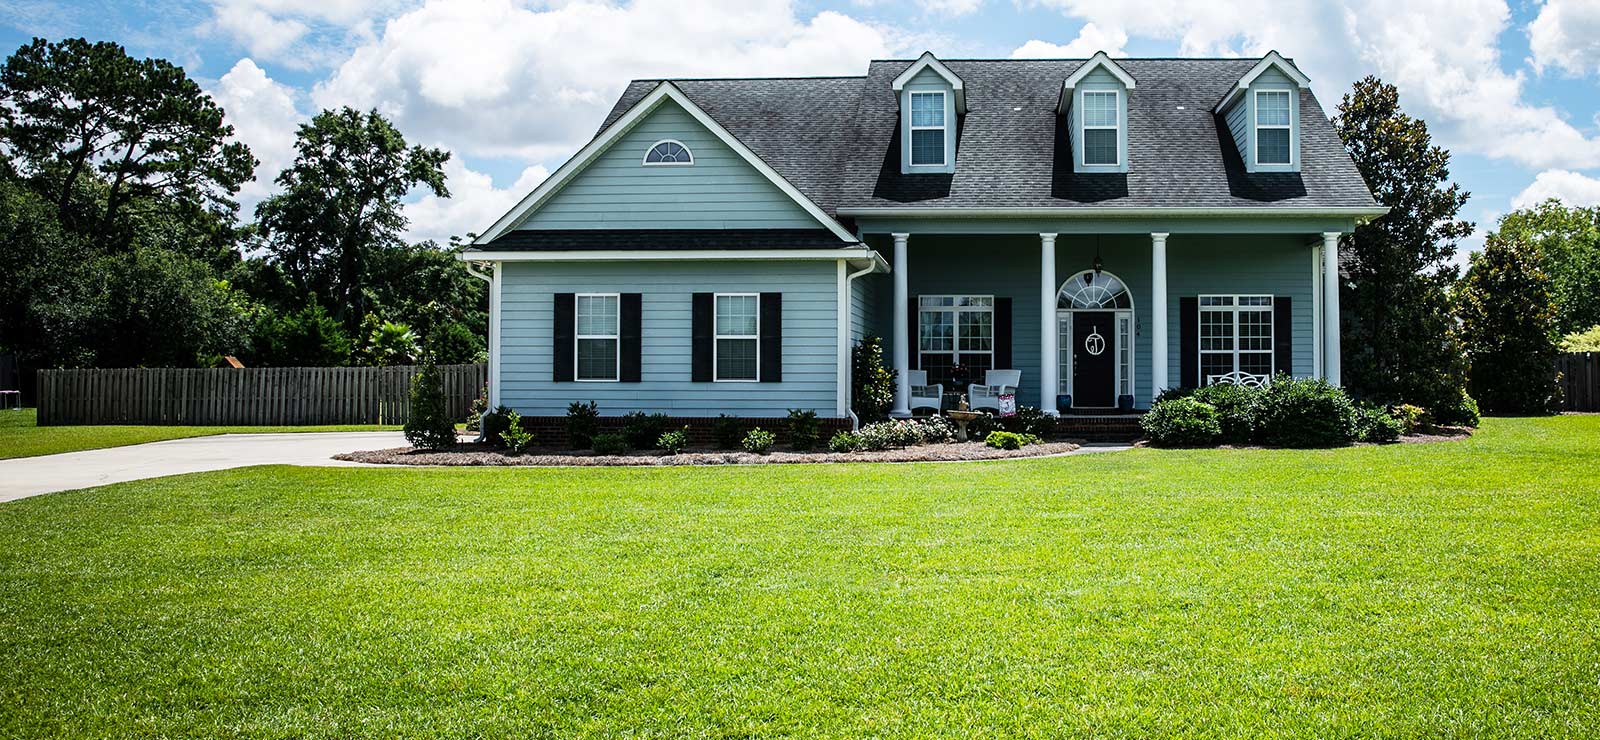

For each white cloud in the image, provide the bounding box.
[1529,0,1600,76]
[207,58,304,210]
[211,6,309,61]
[1511,169,1600,208]
[202,0,408,67]
[1030,0,1600,170]
[1010,22,1128,58]
[310,0,893,162]
[920,0,983,17]
[405,159,549,244]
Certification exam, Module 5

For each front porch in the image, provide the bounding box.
[849,225,1346,416]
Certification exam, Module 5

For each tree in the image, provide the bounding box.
[851,336,896,424]
[403,360,457,450]
[1491,199,1600,335]
[1456,233,1560,414]
[1333,77,1473,411]
[254,108,449,331]
[0,37,255,244]
[358,317,421,366]
[250,300,353,367]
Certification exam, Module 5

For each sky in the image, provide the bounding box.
[3,0,1599,261]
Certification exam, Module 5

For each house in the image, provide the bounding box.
[459,51,1384,429]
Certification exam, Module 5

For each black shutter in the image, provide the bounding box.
[691,292,713,382]
[907,295,919,370]
[553,293,575,382]
[759,292,782,383]
[620,293,642,382]
[1273,296,1292,378]
[1179,296,1198,390]
[994,297,1013,369]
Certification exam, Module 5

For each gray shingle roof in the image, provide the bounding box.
[597,57,1378,217]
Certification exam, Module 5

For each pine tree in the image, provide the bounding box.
[1456,233,1559,414]
[403,359,457,449]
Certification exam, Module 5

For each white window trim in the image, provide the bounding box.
[1198,294,1275,384]
[642,138,694,166]
[916,294,994,375]
[908,90,948,167]
[1253,89,1293,167]
[1055,308,1136,408]
[1079,89,1121,168]
[574,292,621,382]
[713,292,761,383]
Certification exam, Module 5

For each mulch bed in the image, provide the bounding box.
[334,441,1083,467]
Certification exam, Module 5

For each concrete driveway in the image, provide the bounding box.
[0,431,406,502]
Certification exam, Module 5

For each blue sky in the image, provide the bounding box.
[3,0,1598,259]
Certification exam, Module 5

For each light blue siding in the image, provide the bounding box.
[1066,68,1129,174]
[899,67,957,175]
[499,260,840,417]
[517,100,820,230]
[1225,95,1249,163]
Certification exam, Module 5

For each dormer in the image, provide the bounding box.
[892,52,965,175]
[1059,51,1135,174]
[1215,51,1311,173]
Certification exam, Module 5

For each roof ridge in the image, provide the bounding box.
[628,75,867,83]
[869,56,1268,63]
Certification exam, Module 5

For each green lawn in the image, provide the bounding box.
[1,417,1597,738]
[0,408,400,459]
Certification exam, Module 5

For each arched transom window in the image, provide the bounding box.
[643,139,693,165]
[1058,270,1131,309]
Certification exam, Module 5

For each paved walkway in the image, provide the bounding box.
[0,432,407,502]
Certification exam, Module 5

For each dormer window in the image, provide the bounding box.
[1081,90,1120,166]
[1255,91,1292,165]
[909,91,947,166]
[1059,51,1135,174]
[643,139,692,165]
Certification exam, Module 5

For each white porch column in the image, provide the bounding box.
[1039,233,1059,415]
[1322,231,1342,386]
[891,233,912,417]
[1150,233,1169,394]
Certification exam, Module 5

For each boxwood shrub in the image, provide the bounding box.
[1254,377,1358,448]
[1431,389,1481,428]
[1141,397,1222,447]
[1355,404,1404,444]
[1189,383,1260,444]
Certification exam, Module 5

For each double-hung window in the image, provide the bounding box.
[715,293,759,381]
[1255,90,1292,165]
[918,295,993,385]
[1081,90,1119,166]
[575,293,620,381]
[909,91,946,166]
[1199,295,1274,384]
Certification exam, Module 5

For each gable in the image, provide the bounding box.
[517,99,821,231]
[1219,67,1301,172]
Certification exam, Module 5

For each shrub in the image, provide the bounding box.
[786,409,821,451]
[851,336,897,424]
[657,427,690,455]
[591,432,628,455]
[984,431,1039,450]
[1355,404,1404,444]
[1190,383,1261,443]
[967,412,998,440]
[479,405,513,448]
[403,362,457,450]
[1002,405,1055,438]
[621,412,670,450]
[742,427,776,454]
[917,415,957,443]
[1431,389,1481,428]
[464,384,488,432]
[1391,403,1431,435]
[1141,398,1222,447]
[828,431,861,453]
[1562,324,1600,352]
[566,401,600,449]
[501,410,535,453]
[854,422,900,451]
[712,414,744,450]
[1254,377,1358,448]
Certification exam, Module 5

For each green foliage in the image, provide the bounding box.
[1255,377,1359,448]
[1431,388,1481,429]
[464,385,488,432]
[1391,404,1431,435]
[916,415,956,443]
[1492,200,1600,335]
[591,433,628,455]
[983,431,1039,450]
[500,410,534,454]
[1333,77,1472,411]
[1355,404,1404,444]
[1141,398,1222,447]
[741,428,776,455]
[786,409,820,451]
[1562,325,1600,352]
[251,300,353,367]
[358,316,420,366]
[621,412,669,450]
[565,401,599,450]
[712,414,743,450]
[1000,405,1055,438]
[479,405,512,448]
[657,427,690,455]
[402,361,456,450]
[828,431,861,453]
[1457,232,1560,414]
[1190,383,1261,443]
[850,336,896,424]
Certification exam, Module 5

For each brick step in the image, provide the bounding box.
[1053,414,1144,443]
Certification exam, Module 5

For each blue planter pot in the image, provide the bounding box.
[1117,394,1135,411]
[1056,394,1072,414]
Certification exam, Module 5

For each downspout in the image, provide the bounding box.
[464,260,494,442]
[842,260,878,430]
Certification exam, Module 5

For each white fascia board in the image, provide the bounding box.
[891,51,967,113]
[836,206,1390,219]
[473,81,856,245]
[1059,52,1137,115]
[1214,51,1312,113]
[458,247,888,271]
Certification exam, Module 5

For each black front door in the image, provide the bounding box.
[1072,311,1115,408]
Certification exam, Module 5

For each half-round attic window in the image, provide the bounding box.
[643,139,693,165]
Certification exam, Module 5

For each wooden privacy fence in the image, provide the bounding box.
[1557,352,1599,412]
[36,364,486,426]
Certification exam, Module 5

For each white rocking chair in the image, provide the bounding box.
[1206,370,1271,388]
[908,370,944,414]
[968,369,1022,413]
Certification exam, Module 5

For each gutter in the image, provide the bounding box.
[840,260,881,431]
[462,260,495,443]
